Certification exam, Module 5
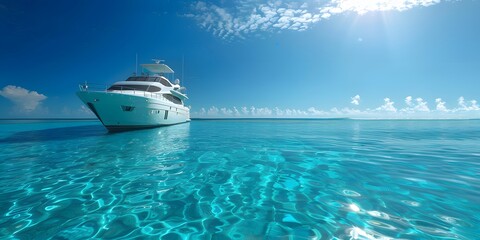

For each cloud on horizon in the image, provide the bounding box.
[351,95,360,106]
[192,96,480,119]
[0,85,47,112]
[189,0,449,39]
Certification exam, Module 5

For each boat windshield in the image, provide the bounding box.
[126,76,172,87]
[126,76,157,82]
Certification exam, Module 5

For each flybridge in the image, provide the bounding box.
[141,59,175,75]
[139,60,177,88]
[141,64,174,74]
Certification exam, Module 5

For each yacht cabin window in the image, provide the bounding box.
[126,76,157,82]
[163,94,182,105]
[159,78,172,87]
[126,76,173,87]
[108,85,161,92]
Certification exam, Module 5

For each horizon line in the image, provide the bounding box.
[1,117,479,121]
[0,118,98,121]
[191,117,480,121]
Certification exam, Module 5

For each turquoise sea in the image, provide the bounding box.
[0,119,479,239]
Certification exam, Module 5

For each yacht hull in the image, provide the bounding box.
[77,91,190,131]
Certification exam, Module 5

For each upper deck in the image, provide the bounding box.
[125,76,173,87]
[141,63,174,74]
[77,60,188,103]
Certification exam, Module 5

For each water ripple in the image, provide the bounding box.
[0,120,479,239]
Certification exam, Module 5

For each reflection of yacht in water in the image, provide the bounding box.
[77,60,190,131]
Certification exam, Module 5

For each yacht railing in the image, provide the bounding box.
[78,82,185,110]
[78,83,108,92]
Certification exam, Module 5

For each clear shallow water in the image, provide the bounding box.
[0,119,479,239]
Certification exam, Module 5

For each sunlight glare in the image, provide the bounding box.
[329,0,440,15]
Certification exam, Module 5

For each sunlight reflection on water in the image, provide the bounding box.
[0,119,479,239]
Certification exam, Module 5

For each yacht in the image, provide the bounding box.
[77,60,190,131]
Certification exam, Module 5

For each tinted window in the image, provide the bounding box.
[147,86,161,92]
[126,77,157,82]
[127,76,173,87]
[108,85,160,92]
[159,78,172,87]
[163,94,182,105]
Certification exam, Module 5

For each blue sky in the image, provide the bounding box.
[0,0,479,118]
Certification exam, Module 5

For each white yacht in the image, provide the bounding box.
[77,60,190,131]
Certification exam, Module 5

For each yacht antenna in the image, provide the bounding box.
[135,53,138,76]
[182,55,185,85]
[152,59,164,64]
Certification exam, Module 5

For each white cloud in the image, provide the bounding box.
[414,97,430,112]
[471,100,480,111]
[207,106,219,116]
[307,107,328,116]
[402,96,430,112]
[435,98,448,112]
[199,107,207,116]
[458,96,467,109]
[241,106,249,115]
[405,96,413,107]
[189,0,448,39]
[376,98,397,112]
[351,94,360,105]
[192,96,480,119]
[220,107,233,116]
[457,96,480,111]
[0,85,47,112]
[190,1,325,39]
[233,107,241,116]
[321,0,442,16]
